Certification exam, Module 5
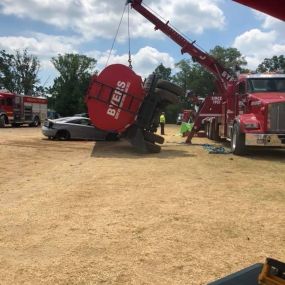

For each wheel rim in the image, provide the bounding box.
[34,118,40,126]
[232,130,237,150]
[206,124,209,138]
[0,116,5,127]
[57,131,68,140]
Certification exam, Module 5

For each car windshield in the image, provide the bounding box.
[54,117,72,122]
[67,118,91,125]
[247,78,285,93]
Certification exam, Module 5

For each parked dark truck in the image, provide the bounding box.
[127,0,285,155]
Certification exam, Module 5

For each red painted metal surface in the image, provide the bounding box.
[86,64,145,133]
[23,96,47,104]
[233,0,285,21]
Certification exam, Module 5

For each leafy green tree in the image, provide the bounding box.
[0,50,15,91]
[50,53,96,116]
[210,45,248,72]
[172,59,192,91]
[171,46,248,111]
[0,49,40,94]
[173,47,249,93]
[14,49,40,94]
[172,59,214,111]
[172,59,215,96]
[154,63,172,81]
[165,104,180,124]
[257,55,285,73]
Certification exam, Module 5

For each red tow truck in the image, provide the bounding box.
[128,0,285,155]
[0,90,47,127]
[85,0,285,155]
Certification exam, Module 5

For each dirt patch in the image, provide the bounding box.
[0,125,285,284]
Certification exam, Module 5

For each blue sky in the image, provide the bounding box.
[0,0,284,87]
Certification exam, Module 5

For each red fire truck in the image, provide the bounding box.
[0,90,47,127]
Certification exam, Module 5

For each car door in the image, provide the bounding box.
[65,118,92,139]
[77,118,98,140]
[86,119,107,140]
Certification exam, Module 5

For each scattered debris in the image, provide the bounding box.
[202,144,232,154]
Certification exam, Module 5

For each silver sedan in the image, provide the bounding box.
[42,116,118,141]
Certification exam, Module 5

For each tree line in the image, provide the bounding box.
[0,47,284,120]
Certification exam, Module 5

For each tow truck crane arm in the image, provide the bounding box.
[127,0,236,93]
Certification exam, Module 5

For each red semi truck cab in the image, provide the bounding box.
[231,73,285,152]
[201,73,285,154]
[0,90,47,127]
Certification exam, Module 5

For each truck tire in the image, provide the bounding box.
[156,80,184,97]
[155,88,179,104]
[55,130,70,140]
[143,73,158,94]
[205,123,209,138]
[211,121,220,141]
[145,140,161,153]
[0,115,6,128]
[30,116,40,127]
[143,131,165,144]
[205,122,213,139]
[231,123,246,155]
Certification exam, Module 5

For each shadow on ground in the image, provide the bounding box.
[220,140,285,162]
[246,147,285,162]
[91,140,196,159]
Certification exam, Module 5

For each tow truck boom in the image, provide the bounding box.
[128,0,236,93]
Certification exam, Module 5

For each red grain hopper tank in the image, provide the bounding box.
[86,64,146,133]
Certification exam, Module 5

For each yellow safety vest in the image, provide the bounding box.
[160,114,166,123]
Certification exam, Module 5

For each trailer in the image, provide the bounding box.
[0,90,47,127]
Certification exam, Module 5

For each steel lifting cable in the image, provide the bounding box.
[127,4,133,69]
[105,3,127,67]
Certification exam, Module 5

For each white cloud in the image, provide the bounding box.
[90,46,175,78]
[153,0,225,34]
[0,0,225,40]
[0,34,175,84]
[233,29,285,70]
[262,16,285,35]
[0,0,225,85]
[0,33,78,57]
[232,7,285,71]
[0,33,80,86]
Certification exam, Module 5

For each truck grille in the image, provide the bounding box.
[267,102,285,132]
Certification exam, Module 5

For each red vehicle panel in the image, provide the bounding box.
[0,91,47,127]
[86,64,145,132]
[127,0,285,155]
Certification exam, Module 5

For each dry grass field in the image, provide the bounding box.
[0,125,285,285]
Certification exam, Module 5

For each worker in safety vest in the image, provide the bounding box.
[159,112,166,135]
